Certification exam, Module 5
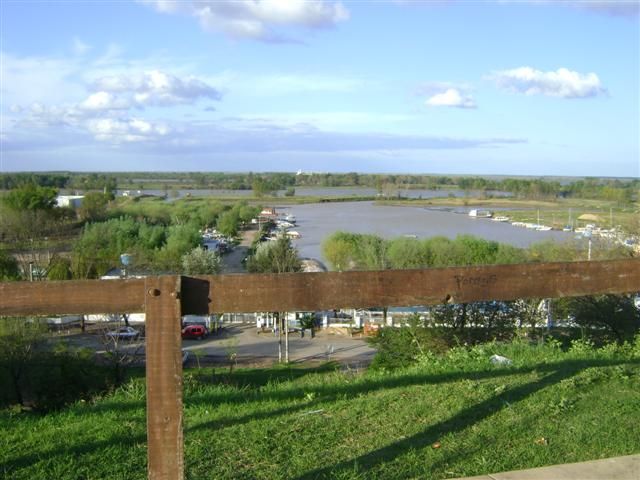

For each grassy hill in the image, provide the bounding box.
[1,339,639,480]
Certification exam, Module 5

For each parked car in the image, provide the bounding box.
[106,326,140,340]
[181,324,209,340]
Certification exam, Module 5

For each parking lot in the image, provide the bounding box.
[56,323,377,368]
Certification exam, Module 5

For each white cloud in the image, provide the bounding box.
[140,0,349,42]
[91,70,222,107]
[426,88,476,109]
[86,117,171,143]
[80,91,130,111]
[489,67,606,98]
[72,37,92,56]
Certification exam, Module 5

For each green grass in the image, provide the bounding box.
[1,340,639,479]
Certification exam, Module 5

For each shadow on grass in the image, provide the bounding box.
[293,358,640,480]
[2,357,638,479]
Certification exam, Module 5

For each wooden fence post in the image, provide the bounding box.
[145,276,184,480]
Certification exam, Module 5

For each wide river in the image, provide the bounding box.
[277,202,575,264]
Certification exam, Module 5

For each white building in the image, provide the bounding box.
[56,195,84,208]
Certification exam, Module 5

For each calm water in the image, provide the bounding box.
[278,202,574,264]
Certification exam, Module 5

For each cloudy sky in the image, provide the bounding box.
[1,0,638,176]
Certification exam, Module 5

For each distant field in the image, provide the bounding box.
[380,197,639,233]
[2,340,639,479]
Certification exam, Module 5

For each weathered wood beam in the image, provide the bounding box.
[207,259,640,313]
[0,278,146,316]
[145,276,184,480]
[1,260,638,317]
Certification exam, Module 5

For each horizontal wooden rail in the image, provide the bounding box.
[1,259,639,316]
[0,278,147,316]
[207,258,640,313]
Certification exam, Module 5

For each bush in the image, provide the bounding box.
[0,344,116,412]
[368,315,451,370]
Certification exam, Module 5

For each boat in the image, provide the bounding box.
[286,231,301,239]
[492,216,510,222]
[511,221,526,227]
[562,225,573,232]
[536,225,552,231]
[276,220,295,229]
[468,209,492,218]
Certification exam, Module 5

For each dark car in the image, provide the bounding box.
[181,324,209,340]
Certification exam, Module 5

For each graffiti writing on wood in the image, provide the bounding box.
[454,274,498,290]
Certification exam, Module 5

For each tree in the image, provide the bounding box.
[247,236,301,362]
[78,192,110,222]
[0,185,60,278]
[216,211,239,237]
[248,236,301,274]
[0,249,20,280]
[3,184,57,211]
[557,295,640,343]
[0,317,47,406]
[322,232,360,271]
[181,248,221,275]
[47,256,72,280]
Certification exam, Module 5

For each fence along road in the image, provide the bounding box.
[1,258,639,480]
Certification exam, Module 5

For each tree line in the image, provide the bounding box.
[2,172,636,203]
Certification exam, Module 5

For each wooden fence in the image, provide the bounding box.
[1,258,639,479]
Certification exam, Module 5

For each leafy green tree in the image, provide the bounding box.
[78,192,110,222]
[181,248,221,275]
[0,318,47,406]
[156,224,202,271]
[47,256,72,280]
[216,210,239,237]
[248,236,301,274]
[322,232,360,271]
[3,184,57,211]
[387,237,429,269]
[557,295,640,343]
[0,249,20,280]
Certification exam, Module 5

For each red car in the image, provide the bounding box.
[181,324,209,340]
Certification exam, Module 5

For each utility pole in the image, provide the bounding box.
[284,312,289,363]
[277,312,282,363]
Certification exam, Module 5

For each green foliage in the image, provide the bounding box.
[323,232,530,271]
[0,173,70,190]
[251,177,277,197]
[0,250,20,280]
[557,295,640,344]
[181,248,221,275]
[2,184,58,211]
[284,187,295,197]
[386,237,429,269]
[78,192,111,221]
[369,315,450,370]
[247,236,301,273]
[46,256,72,280]
[216,210,239,237]
[155,224,202,271]
[71,217,178,277]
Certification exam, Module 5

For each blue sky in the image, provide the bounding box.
[1,0,638,176]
